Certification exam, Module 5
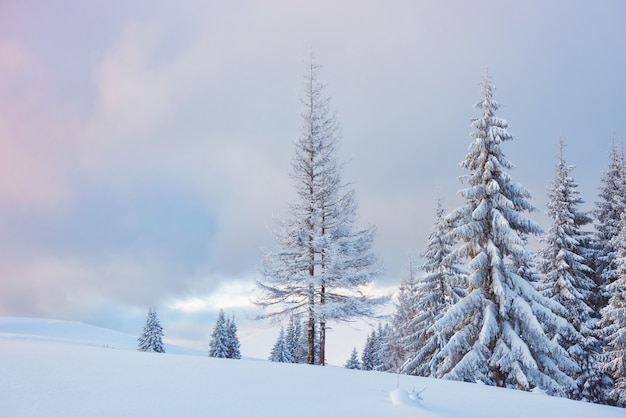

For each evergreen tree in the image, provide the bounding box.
[430,73,577,395]
[296,319,311,364]
[137,306,165,353]
[256,55,386,365]
[599,214,626,406]
[401,197,464,377]
[226,315,241,359]
[361,330,378,371]
[537,139,608,402]
[285,316,307,363]
[208,309,230,359]
[374,323,392,372]
[594,141,626,309]
[345,347,362,370]
[269,327,292,363]
[387,256,420,372]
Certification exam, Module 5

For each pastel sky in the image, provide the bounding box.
[1,0,625,363]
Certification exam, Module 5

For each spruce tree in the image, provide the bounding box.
[594,141,626,310]
[137,306,165,353]
[361,330,377,371]
[401,197,464,377]
[345,347,362,370]
[374,323,392,372]
[537,139,608,401]
[431,73,577,395]
[285,316,307,363]
[208,309,230,359]
[387,256,420,372]
[226,315,241,359]
[256,55,386,365]
[269,327,292,363]
[599,214,626,406]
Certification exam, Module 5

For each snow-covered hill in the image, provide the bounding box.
[0,317,622,418]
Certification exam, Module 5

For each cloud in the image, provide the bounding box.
[0,250,221,319]
[0,0,625,362]
[0,40,76,208]
[0,41,25,71]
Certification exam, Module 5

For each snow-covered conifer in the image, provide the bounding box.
[256,54,387,365]
[345,347,362,370]
[401,198,464,377]
[137,306,165,353]
[269,327,292,363]
[361,330,378,371]
[208,309,230,359]
[594,141,626,309]
[599,214,626,406]
[374,323,393,372]
[387,257,420,372]
[430,73,577,395]
[285,316,307,363]
[537,139,608,401]
[226,315,241,359]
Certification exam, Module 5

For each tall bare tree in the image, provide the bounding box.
[256,55,386,365]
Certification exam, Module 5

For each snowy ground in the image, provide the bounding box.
[1,317,623,418]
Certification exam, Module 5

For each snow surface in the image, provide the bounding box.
[1,317,623,418]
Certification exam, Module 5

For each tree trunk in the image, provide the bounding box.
[319,284,326,365]
[319,321,326,366]
[307,289,315,365]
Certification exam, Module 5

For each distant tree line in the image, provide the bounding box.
[137,307,241,360]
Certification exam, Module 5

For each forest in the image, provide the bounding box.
[255,57,626,408]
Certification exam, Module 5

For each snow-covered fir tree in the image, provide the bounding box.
[269,327,292,363]
[358,325,393,372]
[599,213,626,406]
[137,306,165,353]
[226,315,241,359]
[361,329,379,371]
[374,323,394,372]
[209,309,231,359]
[594,141,626,310]
[429,73,577,395]
[256,54,386,365]
[387,256,420,372]
[345,347,362,370]
[285,316,307,364]
[537,139,609,402]
[401,197,464,377]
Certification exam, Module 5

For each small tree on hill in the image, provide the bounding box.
[209,309,230,359]
[138,306,165,353]
[226,315,241,359]
[361,330,378,371]
[375,323,395,372]
[269,327,292,363]
[285,316,307,364]
[345,347,361,370]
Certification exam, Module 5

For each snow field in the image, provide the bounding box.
[0,318,624,418]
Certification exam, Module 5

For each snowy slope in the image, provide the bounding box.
[0,317,204,355]
[0,317,623,418]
